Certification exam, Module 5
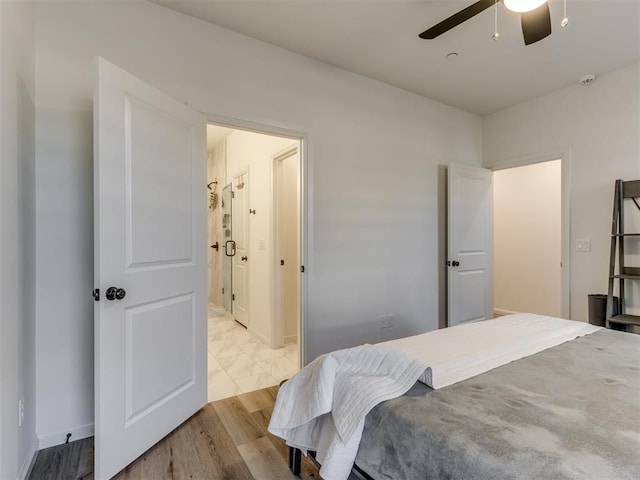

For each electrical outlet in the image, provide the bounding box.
[18,398,24,427]
[576,239,591,252]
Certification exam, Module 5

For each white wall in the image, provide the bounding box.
[35,109,95,448]
[225,130,297,345]
[484,63,640,322]
[34,0,482,444]
[494,160,562,316]
[0,0,37,477]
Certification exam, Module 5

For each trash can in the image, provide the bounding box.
[588,294,618,326]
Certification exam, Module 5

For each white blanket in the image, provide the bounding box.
[268,314,600,480]
[381,313,601,389]
[268,345,425,480]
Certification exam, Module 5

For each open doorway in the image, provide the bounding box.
[493,159,562,318]
[206,124,302,402]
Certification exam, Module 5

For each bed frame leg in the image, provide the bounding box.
[288,447,301,475]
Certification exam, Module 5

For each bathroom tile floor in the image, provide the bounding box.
[207,305,299,403]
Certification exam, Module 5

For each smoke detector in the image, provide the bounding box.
[579,74,596,86]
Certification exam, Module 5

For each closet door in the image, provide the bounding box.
[448,163,493,327]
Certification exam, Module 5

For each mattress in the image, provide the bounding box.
[355,329,640,480]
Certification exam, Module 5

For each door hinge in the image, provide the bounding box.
[301,265,305,273]
[232,293,235,301]
[222,287,224,294]
[92,288,100,301]
[281,259,285,266]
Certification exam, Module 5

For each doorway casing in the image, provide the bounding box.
[205,114,309,367]
[488,149,572,319]
[271,144,301,348]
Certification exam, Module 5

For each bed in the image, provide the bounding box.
[270,315,640,480]
[356,328,639,479]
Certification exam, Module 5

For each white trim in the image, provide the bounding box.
[487,148,572,320]
[17,437,38,480]
[203,112,309,368]
[198,111,306,145]
[488,172,494,322]
[37,422,95,450]
[248,325,270,347]
[493,308,519,317]
[300,134,309,367]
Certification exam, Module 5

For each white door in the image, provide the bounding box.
[231,170,249,327]
[448,163,493,327]
[94,58,207,479]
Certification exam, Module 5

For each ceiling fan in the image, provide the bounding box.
[419,0,553,45]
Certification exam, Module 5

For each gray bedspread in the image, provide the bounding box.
[355,329,640,480]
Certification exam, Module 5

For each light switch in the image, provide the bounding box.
[576,239,591,252]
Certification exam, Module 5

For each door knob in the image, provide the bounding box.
[452,260,460,267]
[241,256,248,261]
[105,286,126,301]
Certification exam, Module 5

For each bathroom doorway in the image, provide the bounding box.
[206,124,302,402]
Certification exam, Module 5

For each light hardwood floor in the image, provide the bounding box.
[29,386,324,480]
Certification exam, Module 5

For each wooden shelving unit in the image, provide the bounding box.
[606,179,640,329]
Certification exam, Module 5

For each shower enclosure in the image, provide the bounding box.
[221,183,234,314]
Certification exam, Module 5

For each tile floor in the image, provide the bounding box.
[207,305,299,403]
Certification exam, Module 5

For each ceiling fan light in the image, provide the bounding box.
[503,0,547,13]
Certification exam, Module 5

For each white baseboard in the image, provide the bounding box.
[493,308,518,317]
[38,423,94,450]
[248,327,270,347]
[17,437,38,480]
[284,334,297,344]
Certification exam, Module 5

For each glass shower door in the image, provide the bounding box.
[221,183,233,314]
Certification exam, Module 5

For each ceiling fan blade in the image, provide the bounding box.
[419,0,496,39]
[521,2,552,45]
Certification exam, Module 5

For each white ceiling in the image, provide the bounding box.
[152,0,640,115]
